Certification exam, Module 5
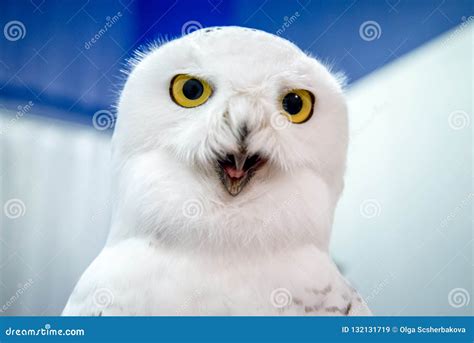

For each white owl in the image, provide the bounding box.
[63,26,371,316]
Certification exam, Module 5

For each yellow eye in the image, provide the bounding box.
[281,89,315,124]
[170,74,212,108]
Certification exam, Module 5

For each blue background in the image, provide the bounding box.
[0,0,471,125]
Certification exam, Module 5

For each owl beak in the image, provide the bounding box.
[217,153,266,196]
[234,154,247,171]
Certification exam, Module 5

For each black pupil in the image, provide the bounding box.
[282,93,303,115]
[182,79,204,100]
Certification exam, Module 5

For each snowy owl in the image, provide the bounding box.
[63,26,371,316]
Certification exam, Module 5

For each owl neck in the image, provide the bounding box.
[106,151,339,255]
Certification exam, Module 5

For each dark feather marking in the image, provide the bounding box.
[321,285,332,295]
[293,298,303,306]
[345,302,352,315]
[325,306,347,314]
[309,285,332,295]
[325,302,352,316]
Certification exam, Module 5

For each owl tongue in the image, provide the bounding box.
[223,165,245,179]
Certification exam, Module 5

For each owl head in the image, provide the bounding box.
[110,27,348,253]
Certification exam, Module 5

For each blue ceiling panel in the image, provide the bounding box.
[0,0,471,125]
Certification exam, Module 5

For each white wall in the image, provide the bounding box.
[0,24,472,316]
[0,114,111,315]
[332,23,472,315]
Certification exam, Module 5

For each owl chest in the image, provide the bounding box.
[124,243,347,315]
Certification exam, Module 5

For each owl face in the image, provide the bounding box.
[112,27,348,250]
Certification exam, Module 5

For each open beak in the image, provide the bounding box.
[217,153,267,196]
